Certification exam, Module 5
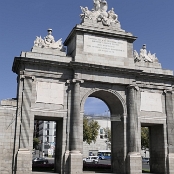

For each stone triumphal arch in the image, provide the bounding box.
[1,1,174,174]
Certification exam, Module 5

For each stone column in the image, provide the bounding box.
[127,85,136,152]
[165,90,174,174]
[71,79,80,151]
[127,85,142,174]
[69,79,83,174]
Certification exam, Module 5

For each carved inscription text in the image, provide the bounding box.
[84,34,127,57]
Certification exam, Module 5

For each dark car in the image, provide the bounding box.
[32,157,48,164]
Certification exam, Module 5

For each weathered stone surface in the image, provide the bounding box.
[1,1,174,174]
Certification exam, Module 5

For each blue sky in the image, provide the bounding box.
[0,0,174,115]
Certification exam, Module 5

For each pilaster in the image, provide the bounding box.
[165,90,174,174]
[16,74,34,174]
[16,149,32,174]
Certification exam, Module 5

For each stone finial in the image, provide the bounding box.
[133,44,158,63]
[33,29,66,51]
[80,0,121,27]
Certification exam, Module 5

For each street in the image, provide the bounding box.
[33,155,150,171]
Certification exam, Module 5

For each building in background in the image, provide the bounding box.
[34,116,110,157]
[83,115,111,157]
[36,121,56,156]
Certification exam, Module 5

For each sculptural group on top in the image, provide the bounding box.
[80,0,120,27]
[33,29,65,51]
[133,44,158,63]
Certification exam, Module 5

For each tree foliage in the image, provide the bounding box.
[33,137,40,149]
[141,127,149,149]
[104,127,111,149]
[83,117,100,144]
[104,127,111,142]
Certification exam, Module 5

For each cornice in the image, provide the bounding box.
[69,61,174,80]
[64,25,137,46]
[12,56,71,74]
[12,56,174,83]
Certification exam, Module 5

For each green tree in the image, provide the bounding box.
[83,117,100,144]
[141,127,149,149]
[104,127,111,149]
[104,127,111,142]
[33,137,40,149]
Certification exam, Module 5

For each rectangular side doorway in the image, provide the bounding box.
[149,124,165,174]
[33,117,63,173]
[141,124,165,174]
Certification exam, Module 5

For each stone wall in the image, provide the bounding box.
[0,99,18,174]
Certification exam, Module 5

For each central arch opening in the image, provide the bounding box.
[82,89,126,173]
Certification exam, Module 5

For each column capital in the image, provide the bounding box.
[20,75,35,81]
[164,89,173,94]
[66,79,84,84]
[127,84,139,91]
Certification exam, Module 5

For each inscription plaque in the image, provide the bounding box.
[140,92,162,112]
[84,34,127,57]
[36,82,64,105]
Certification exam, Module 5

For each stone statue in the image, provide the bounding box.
[44,29,55,46]
[147,51,158,62]
[140,44,153,62]
[133,50,141,62]
[80,6,92,19]
[100,0,108,17]
[34,36,44,47]
[133,44,158,63]
[93,0,101,11]
[108,8,119,23]
[80,0,121,27]
[33,29,66,51]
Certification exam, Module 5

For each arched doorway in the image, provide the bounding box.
[81,89,127,173]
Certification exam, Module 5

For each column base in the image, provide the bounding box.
[16,148,32,174]
[63,150,70,174]
[127,152,142,174]
[70,150,83,174]
[167,153,174,174]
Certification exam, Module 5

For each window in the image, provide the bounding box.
[100,128,105,139]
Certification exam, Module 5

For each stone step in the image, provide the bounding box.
[32,172,112,174]
[32,172,156,174]
[32,172,55,174]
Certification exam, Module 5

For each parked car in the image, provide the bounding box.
[83,156,99,164]
[142,157,149,164]
[32,157,48,164]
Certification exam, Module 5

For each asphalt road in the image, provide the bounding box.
[92,159,150,171]
[98,159,111,165]
[46,157,54,164]
[34,156,150,171]
[142,162,150,171]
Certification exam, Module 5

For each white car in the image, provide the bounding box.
[142,157,149,164]
[83,156,99,164]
